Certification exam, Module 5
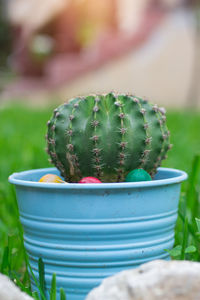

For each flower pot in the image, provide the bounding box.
[9,167,187,300]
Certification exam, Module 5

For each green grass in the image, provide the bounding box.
[0,104,200,296]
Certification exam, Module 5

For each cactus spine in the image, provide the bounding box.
[46,93,171,182]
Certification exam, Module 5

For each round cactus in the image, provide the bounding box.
[46,93,172,182]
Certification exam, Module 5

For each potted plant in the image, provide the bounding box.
[9,93,187,300]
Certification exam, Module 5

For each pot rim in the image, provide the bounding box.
[8,167,187,189]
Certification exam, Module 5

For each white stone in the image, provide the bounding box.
[86,260,200,300]
[0,273,33,300]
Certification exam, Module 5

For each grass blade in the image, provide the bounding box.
[179,211,200,241]
[24,254,46,300]
[60,288,66,300]
[38,258,46,297]
[50,273,57,300]
[7,235,13,272]
[186,155,200,220]
[196,218,200,232]
[10,270,32,295]
[22,267,32,292]
[32,291,40,300]
[1,246,9,274]
[180,217,188,260]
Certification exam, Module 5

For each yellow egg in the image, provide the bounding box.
[39,174,66,183]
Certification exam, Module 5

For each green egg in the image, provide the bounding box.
[125,169,152,182]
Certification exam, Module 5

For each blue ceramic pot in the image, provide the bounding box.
[9,167,187,300]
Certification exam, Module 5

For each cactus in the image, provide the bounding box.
[46,93,172,182]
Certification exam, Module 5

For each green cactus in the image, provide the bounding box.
[46,93,171,182]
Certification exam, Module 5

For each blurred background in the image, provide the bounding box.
[0,0,200,107]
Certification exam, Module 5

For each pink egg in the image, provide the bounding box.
[79,177,102,183]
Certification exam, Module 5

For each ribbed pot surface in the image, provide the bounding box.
[9,167,187,300]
